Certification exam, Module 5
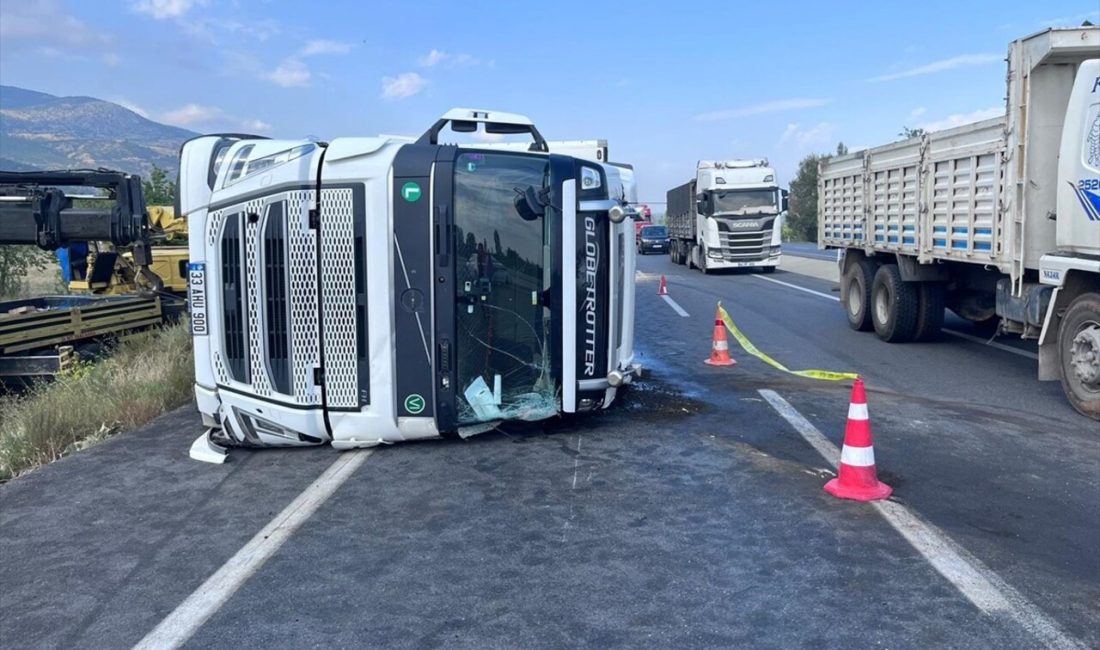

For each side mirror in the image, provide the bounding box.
[513,185,547,221]
[781,189,789,213]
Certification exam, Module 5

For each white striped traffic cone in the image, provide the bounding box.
[704,308,736,367]
[824,378,892,501]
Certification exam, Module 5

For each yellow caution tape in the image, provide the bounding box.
[716,302,859,381]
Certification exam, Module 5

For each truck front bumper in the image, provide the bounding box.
[706,251,781,269]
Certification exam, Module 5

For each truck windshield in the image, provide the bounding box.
[712,189,777,216]
[453,151,556,425]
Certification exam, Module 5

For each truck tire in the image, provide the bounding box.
[1057,292,1100,420]
[843,258,877,331]
[686,245,696,269]
[699,246,710,274]
[871,264,919,342]
[913,282,945,341]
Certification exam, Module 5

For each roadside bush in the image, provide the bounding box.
[0,246,54,299]
[0,322,194,481]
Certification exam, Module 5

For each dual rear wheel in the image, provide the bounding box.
[844,259,943,342]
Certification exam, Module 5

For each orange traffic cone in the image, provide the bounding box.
[824,378,892,501]
[704,309,736,366]
[657,275,669,296]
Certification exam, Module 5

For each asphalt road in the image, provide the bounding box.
[1,254,1097,649]
[780,241,840,261]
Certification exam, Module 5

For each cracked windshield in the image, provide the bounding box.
[454,152,556,425]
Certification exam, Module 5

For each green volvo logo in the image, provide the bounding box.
[401,181,422,202]
[404,393,426,415]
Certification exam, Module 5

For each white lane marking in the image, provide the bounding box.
[571,435,582,490]
[942,328,1039,360]
[133,450,372,650]
[752,274,1039,360]
[660,294,690,317]
[758,389,1084,650]
[752,273,839,301]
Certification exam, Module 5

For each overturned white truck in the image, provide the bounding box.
[179,109,640,458]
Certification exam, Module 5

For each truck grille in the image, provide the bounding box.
[263,204,291,395]
[220,213,249,383]
[209,187,365,408]
[716,231,770,259]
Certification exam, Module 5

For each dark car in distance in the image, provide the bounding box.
[637,224,669,255]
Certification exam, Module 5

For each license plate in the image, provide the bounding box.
[188,262,208,336]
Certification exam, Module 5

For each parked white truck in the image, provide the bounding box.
[819,27,1100,419]
[667,160,786,273]
[178,109,641,458]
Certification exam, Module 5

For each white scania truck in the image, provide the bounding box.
[666,160,787,273]
[819,27,1100,419]
[178,109,640,458]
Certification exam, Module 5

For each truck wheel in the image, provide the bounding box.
[913,283,945,341]
[843,258,877,331]
[1058,292,1100,420]
[871,264,919,342]
[699,246,710,274]
[686,245,696,269]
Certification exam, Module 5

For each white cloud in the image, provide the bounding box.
[133,0,205,19]
[472,132,504,143]
[241,119,272,132]
[160,103,224,127]
[158,104,272,133]
[1040,10,1100,27]
[111,97,150,118]
[418,49,480,68]
[869,54,1001,82]
[779,122,837,149]
[695,98,832,122]
[178,16,279,44]
[908,106,927,120]
[0,0,111,50]
[300,39,353,56]
[918,107,1003,132]
[265,59,311,87]
[381,72,428,100]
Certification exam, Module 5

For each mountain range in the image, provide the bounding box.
[0,85,197,176]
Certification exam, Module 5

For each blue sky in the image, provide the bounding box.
[1,0,1098,205]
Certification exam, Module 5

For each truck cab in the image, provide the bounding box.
[667,160,787,272]
[178,109,639,455]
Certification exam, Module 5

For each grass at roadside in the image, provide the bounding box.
[0,322,194,481]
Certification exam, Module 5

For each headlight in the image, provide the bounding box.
[580,166,601,190]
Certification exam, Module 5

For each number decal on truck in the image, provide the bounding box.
[188,262,208,336]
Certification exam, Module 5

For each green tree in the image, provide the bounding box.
[786,152,832,242]
[0,246,52,298]
[836,142,849,156]
[143,165,177,206]
[899,126,925,139]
